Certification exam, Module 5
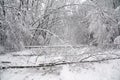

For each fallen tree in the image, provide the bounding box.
[1,56,120,70]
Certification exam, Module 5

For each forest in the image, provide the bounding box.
[0,0,120,52]
[0,0,120,80]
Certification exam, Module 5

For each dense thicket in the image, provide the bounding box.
[0,0,120,52]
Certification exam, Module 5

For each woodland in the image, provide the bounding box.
[0,0,120,52]
[1,0,120,80]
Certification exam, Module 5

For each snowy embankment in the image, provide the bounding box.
[0,47,120,80]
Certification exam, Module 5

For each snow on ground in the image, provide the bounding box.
[1,60,120,80]
[1,48,120,80]
[60,59,120,80]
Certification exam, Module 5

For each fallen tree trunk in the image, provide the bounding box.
[25,45,88,48]
[1,57,120,70]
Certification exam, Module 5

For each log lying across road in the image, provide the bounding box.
[1,57,120,70]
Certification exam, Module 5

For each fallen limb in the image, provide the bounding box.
[25,45,87,48]
[1,57,120,70]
